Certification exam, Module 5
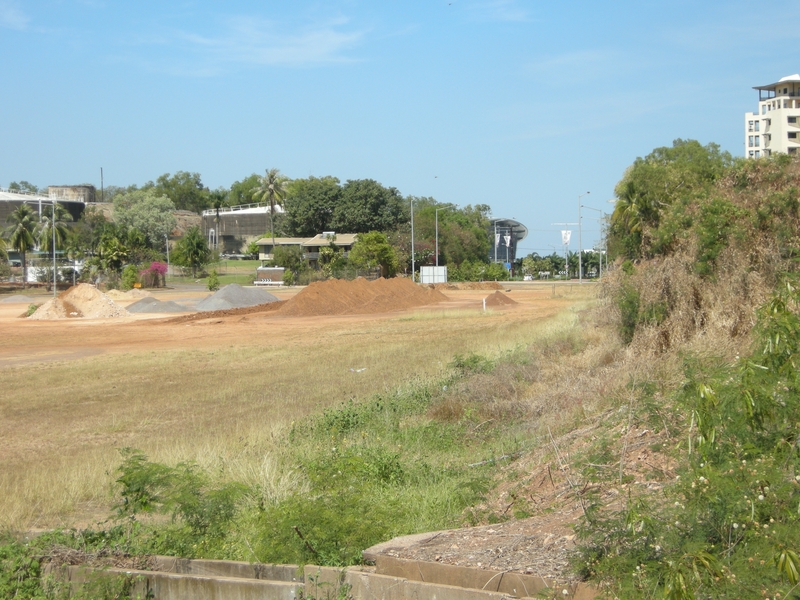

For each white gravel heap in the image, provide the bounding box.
[126,297,191,314]
[196,284,279,312]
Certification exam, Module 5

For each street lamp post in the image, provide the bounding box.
[410,198,415,282]
[435,204,454,267]
[52,198,57,298]
[578,191,590,283]
[581,204,603,280]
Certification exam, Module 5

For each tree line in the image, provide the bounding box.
[3,168,509,286]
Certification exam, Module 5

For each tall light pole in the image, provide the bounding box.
[578,191,590,283]
[581,204,602,280]
[52,198,57,297]
[410,197,415,281]
[435,204,454,267]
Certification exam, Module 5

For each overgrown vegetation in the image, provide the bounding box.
[572,151,800,597]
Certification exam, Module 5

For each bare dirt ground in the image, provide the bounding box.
[0,281,597,582]
[0,283,559,369]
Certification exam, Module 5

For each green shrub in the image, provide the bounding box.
[207,269,220,291]
[617,282,640,344]
[121,264,139,291]
[282,269,295,286]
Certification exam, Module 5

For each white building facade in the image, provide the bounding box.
[744,74,800,158]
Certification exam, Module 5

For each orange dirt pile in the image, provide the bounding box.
[28,284,130,320]
[484,291,518,307]
[277,277,448,317]
[427,281,504,291]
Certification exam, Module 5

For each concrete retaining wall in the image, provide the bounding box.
[59,564,301,600]
[52,556,597,600]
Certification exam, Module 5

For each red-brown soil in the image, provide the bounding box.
[484,291,518,307]
[277,277,449,317]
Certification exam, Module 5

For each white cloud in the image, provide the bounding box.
[465,0,530,23]
[132,15,366,75]
[0,0,29,30]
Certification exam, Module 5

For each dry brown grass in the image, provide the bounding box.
[0,286,596,531]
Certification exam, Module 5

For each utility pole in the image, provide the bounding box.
[581,204,603,281]
[578,192,590,283]
[410,198,415,282]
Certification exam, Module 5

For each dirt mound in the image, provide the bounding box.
[484,291,517,307]
[427,282,504,291]
[126,297,190,314]
[278,277,448,317]
[1,295,36,304]
[28,284,129,320]
[196,284,280,312]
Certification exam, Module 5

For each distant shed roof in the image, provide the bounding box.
[303,233,358,247]
[255,237,310,246]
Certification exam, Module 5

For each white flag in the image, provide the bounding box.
[561,230,572,245]
[503,235,511,247]
[494,234,500,247]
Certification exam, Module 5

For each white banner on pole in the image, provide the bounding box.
[494,234,500,247]
[503,235,511,247]
[561,230,572,245]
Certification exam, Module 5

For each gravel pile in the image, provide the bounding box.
[126,297,191,313]
[1,295,36,304]
[196,284,280,312]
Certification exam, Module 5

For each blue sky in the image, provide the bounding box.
[2,0,799,255]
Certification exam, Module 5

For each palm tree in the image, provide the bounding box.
[251,168,289,247]
[36,203,73,291]
[4,203,37,287]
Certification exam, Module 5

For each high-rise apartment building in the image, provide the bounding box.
[744,74,800,158]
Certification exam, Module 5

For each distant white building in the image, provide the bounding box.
[744,74,800,158]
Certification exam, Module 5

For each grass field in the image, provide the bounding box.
[0,284,597,533]
[167,259,262,287]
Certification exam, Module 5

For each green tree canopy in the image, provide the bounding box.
[228,174,261,206]
[153,171,210,214]
[113,189,177,248]
[284,176,341,237]
[331,179,407,233]
[174,226,211,277]
[609,139,734,259]
[272,245,305,273]
[349,231,400,278]
[410,202,492,267]
[8,181,42,194]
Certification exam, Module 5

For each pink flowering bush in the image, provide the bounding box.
[140,261,167,288]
